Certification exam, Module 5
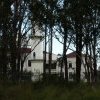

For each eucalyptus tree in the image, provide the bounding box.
[57,0,69,81]
[7,0,31,81]
[0,0,13,79]
[29,0,48,77]
[0,0,34,81]
[68,0,100,83]
[51,0,76,81]
[29,0,59,77]
[83,0,100,82]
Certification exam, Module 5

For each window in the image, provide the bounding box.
[28,60,31,67]
[69,72,73,79]
[46,64,49,69]
[33,52,36,59]
[69,63,72,68]
[51,63,56,69]
[45,63,56,69]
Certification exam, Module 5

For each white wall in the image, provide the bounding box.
[29,37,43,59]
[67,57,86,80]
[57,57,86,80]
[23,53,31,72]
[45,53,57,63]
[23,35,44,71]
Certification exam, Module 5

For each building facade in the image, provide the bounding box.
[57,52,86,81]
[22,28,86,81]
[23,28,58,81]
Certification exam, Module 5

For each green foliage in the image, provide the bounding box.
[0,82,100,100]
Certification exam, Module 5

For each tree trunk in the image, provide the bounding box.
[48,25,53,76]
[21,60,24,80]
[43,23,47,79]
[93,33,97,82]
[10,37,17,82]
[2,24,8,80]
[75,22,82,83]
[63,32,68,82]
[85,44,90,83]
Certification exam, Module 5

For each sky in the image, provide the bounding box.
[52,38,63,54]
[52,38,74,55]
[52,39,100,68]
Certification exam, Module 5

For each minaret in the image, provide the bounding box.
[29,26,44,60]
[23,26,44,73]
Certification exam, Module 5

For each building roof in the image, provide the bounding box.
[67,51,85,58]
[21,48,31,53]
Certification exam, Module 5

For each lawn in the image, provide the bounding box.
[0,81,100,100]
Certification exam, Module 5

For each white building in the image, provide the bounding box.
[22,27,86,81]
[23,28,58,81]
[57,52,86,81]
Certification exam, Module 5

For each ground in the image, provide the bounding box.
[0,81,100,100]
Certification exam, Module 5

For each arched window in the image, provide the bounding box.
[69,62,72,68]
[33,52,36,59]
[28,60,31,67]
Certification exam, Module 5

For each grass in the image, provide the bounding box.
[0,81,100,100]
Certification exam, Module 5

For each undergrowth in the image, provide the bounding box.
[0,80,100,100]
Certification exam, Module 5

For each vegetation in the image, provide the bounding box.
[0,81,100,100]
[0,0,100,84]
[0,1,100,99]
[29,0,100,83]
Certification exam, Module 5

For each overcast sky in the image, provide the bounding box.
[52,38,74,55]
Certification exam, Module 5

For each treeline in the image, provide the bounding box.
[30,0,100,83]
[0,0,100,83]
[0,0,33,81]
